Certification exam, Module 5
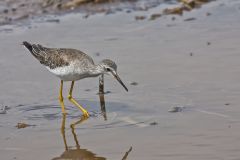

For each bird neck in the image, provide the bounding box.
[88,64,104,77]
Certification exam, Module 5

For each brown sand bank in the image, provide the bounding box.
[0,0,212,26]
[0,0,166,25]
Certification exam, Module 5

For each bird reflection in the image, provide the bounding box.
[52,76,132,160]
[52,114,106,160]
[53,114,132,160]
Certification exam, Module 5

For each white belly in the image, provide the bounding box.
[46,64,89,81]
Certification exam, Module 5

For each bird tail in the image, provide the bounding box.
[22,41,33,53]
[22,41,43,59]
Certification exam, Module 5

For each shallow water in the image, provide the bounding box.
[0,97,146,159]
[1,0,240,159]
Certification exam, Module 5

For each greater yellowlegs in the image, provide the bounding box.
[22,41,128,117]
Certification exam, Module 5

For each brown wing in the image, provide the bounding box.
[23,41,94,69]
[31,45,70,69]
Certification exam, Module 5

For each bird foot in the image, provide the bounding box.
[82,111,90,118]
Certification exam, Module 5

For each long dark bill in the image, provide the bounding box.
[111,71,128,92]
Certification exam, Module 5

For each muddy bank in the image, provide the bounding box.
[0,0,212,26]
[0,0,166,25]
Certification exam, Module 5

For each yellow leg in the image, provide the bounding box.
[59,80,67,114]
[68,81,89,117]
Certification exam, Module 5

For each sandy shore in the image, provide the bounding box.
[1,0,240,159]
[0,0,171,26]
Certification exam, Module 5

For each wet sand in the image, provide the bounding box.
[1,0,240,159]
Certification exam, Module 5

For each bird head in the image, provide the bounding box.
[100,59,128,92]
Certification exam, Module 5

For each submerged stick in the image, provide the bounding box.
[122,146,133,160]
[99,74,107,120]
[99,74,104,94]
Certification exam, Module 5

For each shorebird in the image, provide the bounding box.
[22,41,128,117]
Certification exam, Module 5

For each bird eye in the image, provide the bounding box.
[106,68,111,71]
